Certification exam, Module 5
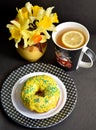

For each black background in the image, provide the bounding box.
[0,0,96,130]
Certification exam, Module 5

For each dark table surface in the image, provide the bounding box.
[0,0,96,130]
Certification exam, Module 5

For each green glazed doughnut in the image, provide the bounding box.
[21,75,60,113]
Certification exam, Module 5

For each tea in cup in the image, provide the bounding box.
[52,22,96,71]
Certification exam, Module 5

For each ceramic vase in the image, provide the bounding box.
[16,42,47,62]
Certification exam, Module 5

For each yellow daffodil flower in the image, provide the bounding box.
[6,2,59,48]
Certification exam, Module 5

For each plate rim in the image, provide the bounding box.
[1,63,77,128]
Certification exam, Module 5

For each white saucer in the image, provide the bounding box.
[11,72,67,119]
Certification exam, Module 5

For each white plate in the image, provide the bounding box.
[11,72,67,119]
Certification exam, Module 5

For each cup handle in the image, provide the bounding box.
[79,46,96,68]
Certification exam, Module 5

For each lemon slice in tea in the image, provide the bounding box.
[62,30,85,49]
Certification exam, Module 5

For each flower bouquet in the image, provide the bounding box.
[6,2,59,61]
